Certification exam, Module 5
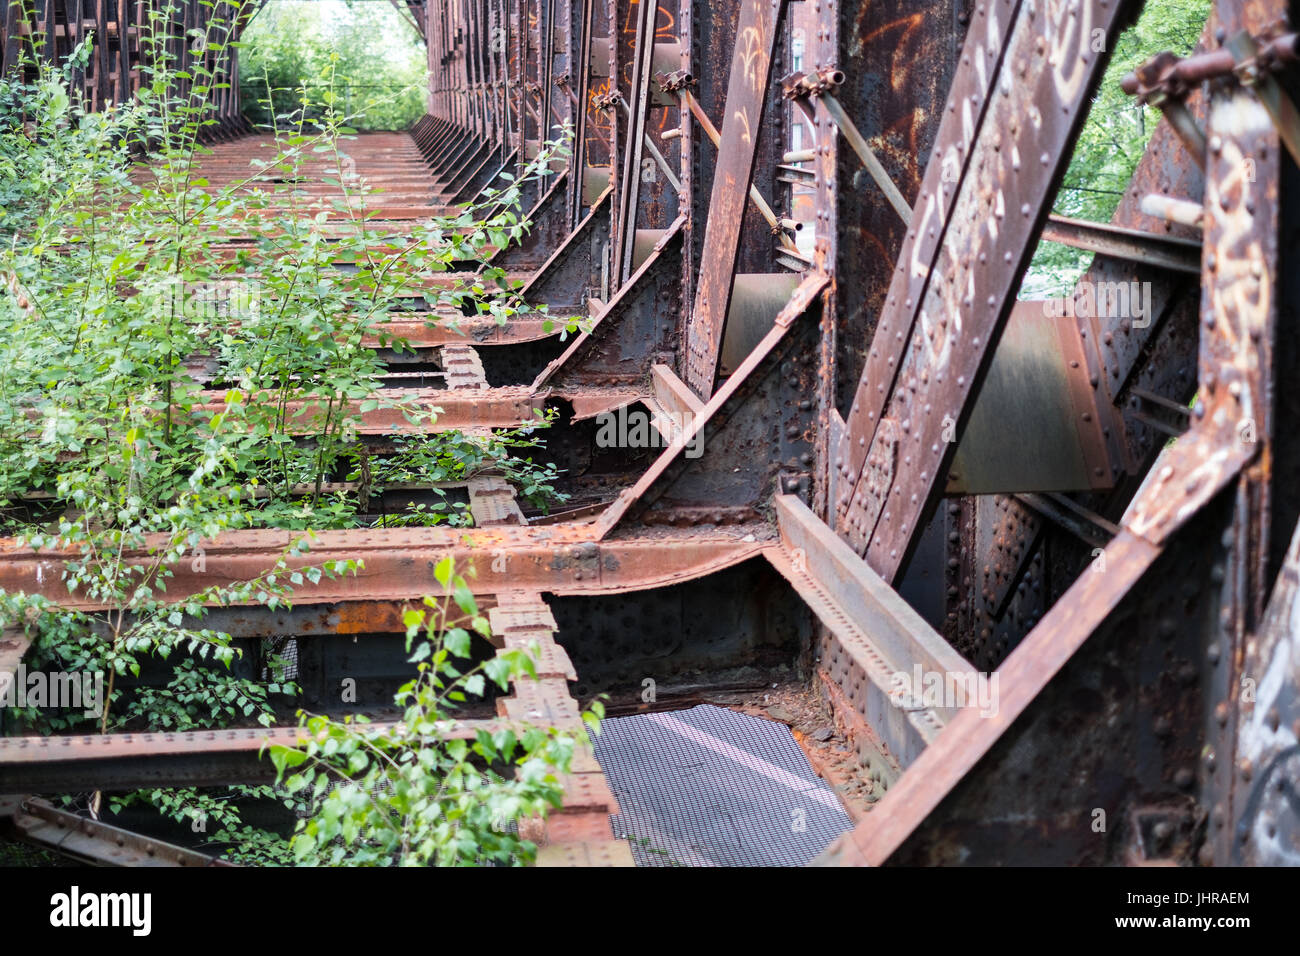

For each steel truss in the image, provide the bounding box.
[2,0,1298,868]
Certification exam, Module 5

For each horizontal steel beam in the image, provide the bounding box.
[0,796,230,866]
[770,495,970,770]
[0,525,773,610]
[1041,214,1202,275]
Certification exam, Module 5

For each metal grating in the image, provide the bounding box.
[592,705,852,867]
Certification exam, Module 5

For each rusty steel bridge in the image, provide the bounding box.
[1,0,1299,867]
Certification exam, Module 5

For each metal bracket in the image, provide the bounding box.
[781,67,912,225]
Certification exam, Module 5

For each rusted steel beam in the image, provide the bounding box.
[483,169,574,270]
[932,12,1205,682]
[1014,492,1118,550]
[0,796,231,866]
[1041,214,1202,274]
[569,0,611,228]
[1,0,22,78]
[1189,0,1285,868]
[1235,515,1300,863]
[952,30,1212,667]
[0,525,772,610]
[815,528,1163,865]
[813,0,961,436]
[682,0,787,399]
[518,184,613,314]
[829,0,1021,530]
[834,0,1135,584]
[593,272,826,536]
[816,0,1287,868]
[487,590,632,865]
[532,215,683,388]
[0,721,456,791]
[362,315,561,348]
[613,0,659,285]
[853,493,1240,865]
[770,495,967,765]
[193,385,545,434]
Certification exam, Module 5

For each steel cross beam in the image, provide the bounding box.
[0,796,230,866]
[0,525,773,610]
[816,0,1287,866]
[682,0,788,400]
[833,0,1135,584]
[612,0,660,285]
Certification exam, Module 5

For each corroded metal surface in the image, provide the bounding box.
[683,0,787,397]
[3,0,1298,869]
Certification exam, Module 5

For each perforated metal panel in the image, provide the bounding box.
[593,705,852,866]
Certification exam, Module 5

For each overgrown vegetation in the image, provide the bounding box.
[0,1,588,865]
[269,558,602,866]
[239,0,429,131]
[1023,0,1211,296]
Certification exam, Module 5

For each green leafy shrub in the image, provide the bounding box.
[239,1,429,131]
[0,4,578,863]
[268,559,603,866]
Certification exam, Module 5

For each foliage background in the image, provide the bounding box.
[239,0,428,131]
[1022,0,1211,297]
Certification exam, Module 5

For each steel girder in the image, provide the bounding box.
[3,0,1299,869]
[0,0,252,140]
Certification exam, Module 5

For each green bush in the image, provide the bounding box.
[0,3,579,864]
[269,559,603,867]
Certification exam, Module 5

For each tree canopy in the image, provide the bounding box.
[239,0,429,131]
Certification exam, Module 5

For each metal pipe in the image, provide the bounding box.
[782,148,815,163]
[820,91,913,226]
[677,88,798,252]
[1139,194,1204,228]
[618,97,682,194]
